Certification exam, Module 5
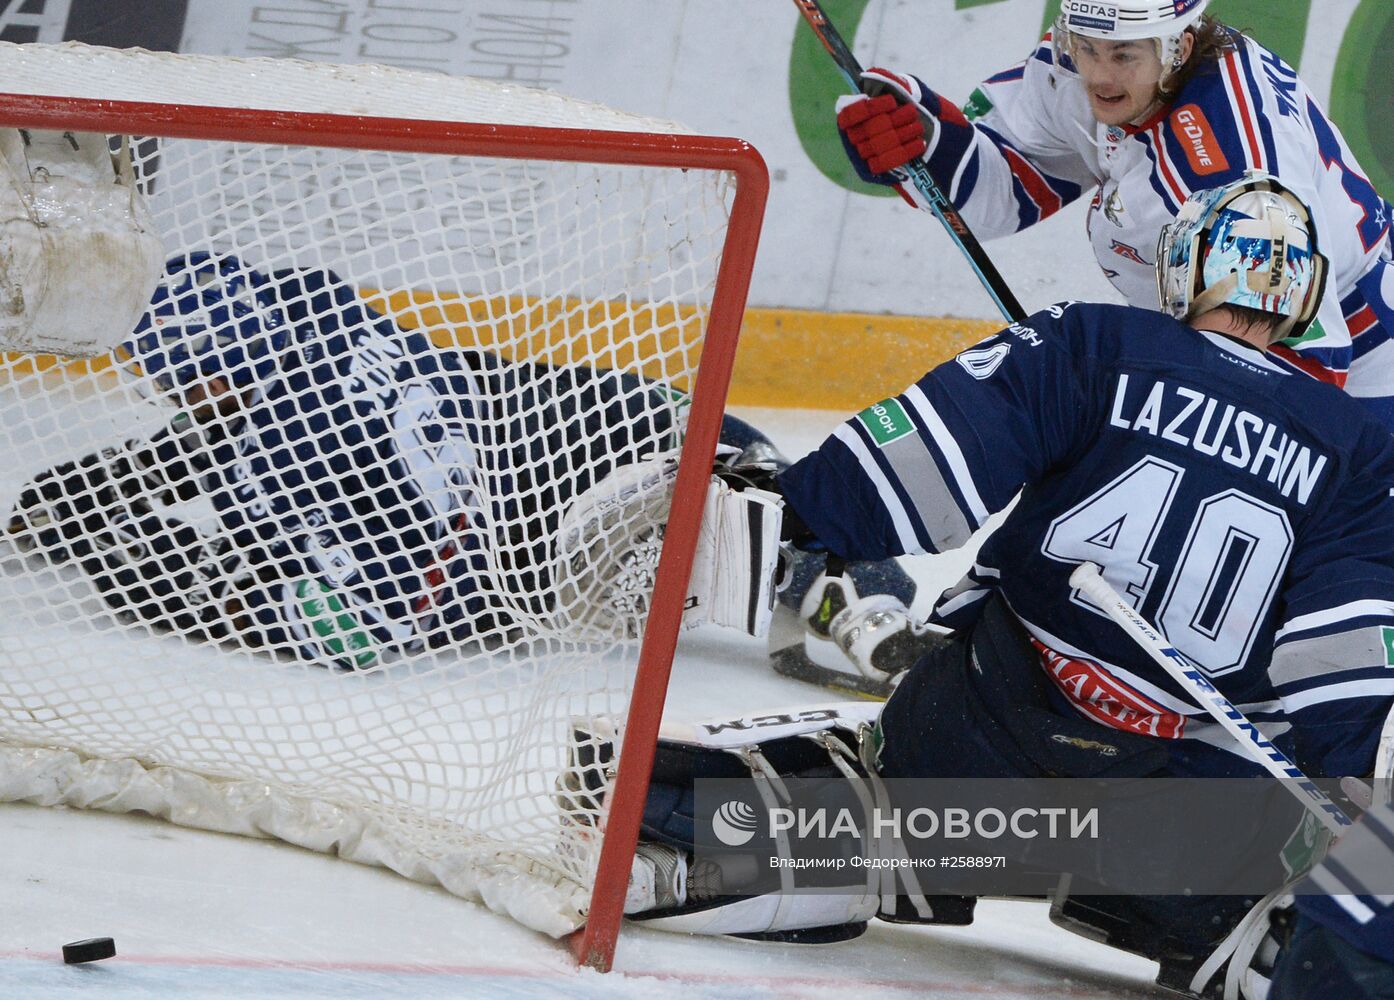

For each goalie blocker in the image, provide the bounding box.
[552,458,787,640]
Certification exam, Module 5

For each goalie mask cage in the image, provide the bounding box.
[0,41,767,970]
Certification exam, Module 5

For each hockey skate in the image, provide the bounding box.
[769,571,948,699]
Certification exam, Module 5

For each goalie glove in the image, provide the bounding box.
[8,419,214,561]
[9,447,155,561]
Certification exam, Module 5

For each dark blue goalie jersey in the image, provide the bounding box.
[780,302,1394,778]
[180,269,683,668]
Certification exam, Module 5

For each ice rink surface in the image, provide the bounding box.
[0,407,1168,999]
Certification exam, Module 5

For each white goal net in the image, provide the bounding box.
[0,41,765,944]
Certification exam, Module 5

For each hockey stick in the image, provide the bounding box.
[1069,562,1353,835]
[789,0,1026,323]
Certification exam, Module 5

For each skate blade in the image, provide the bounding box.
[768,645,892,700]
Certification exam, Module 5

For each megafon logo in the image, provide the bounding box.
[712,800,759,846]
[1171,105,1230,176]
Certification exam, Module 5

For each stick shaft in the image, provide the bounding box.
[789,0,1026,323]
[1070,562,1352,834]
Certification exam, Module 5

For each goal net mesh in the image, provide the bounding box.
[0,42,750,936]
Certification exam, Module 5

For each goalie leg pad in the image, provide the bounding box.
[0,129,163,357]
[563,702,972,937]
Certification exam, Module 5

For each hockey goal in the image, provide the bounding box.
[0,41,766,969]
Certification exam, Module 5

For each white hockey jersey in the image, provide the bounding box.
[915,30,1394,414]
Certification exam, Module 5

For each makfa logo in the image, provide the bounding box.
[1171,105,1230,176]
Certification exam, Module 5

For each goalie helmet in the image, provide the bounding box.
[122,253,290,396]
[1156,173,1328,341]
[1055,0,1210,76]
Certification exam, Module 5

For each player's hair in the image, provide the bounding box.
[1161,16,1239,99]
[1215,303,1284,343]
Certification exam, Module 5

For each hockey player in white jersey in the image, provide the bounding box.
[605,179,1394,997]
[836,0,1394,427]
[6,253,918,674]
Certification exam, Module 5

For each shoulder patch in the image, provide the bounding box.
[856,399,916,448]
[963,87,994,121]
[956,342,1012,380]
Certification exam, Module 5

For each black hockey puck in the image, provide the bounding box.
[62,937,115,964]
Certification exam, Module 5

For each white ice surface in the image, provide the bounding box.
[0,406,1166,999]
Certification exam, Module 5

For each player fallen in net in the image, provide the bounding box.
[608,177,1394,998]
[4,252,918,679]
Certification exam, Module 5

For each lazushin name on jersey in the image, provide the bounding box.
[1109,372,1327,505]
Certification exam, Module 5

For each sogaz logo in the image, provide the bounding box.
[856,399,915,447]
[1062,0,1117,32]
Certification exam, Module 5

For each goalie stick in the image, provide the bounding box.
[789,0,1026,323]
[1070,562,1353,836]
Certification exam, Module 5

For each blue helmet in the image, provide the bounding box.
[1157,173,1329,341]
[123,253,291,395]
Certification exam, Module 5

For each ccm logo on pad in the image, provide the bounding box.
[1170,105,1230,176]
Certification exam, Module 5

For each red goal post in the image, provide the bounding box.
[0,42,767,974]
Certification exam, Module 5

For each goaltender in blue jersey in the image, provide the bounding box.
[782,216,1394,782]
[611,176,1394,998]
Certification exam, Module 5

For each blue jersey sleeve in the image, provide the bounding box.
[1296,801,1394,962]
[1269,429,1394,776]
[779,304,1104,560]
